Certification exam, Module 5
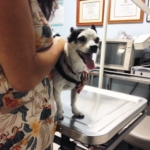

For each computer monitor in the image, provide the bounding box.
[95,39,135,71]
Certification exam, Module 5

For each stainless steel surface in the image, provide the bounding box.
[57,86,147,145]
[106,111,146,150]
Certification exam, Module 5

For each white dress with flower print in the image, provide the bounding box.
[0,0,56,150]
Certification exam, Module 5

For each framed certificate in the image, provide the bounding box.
[147,0,150,22]
[76,0,104,26]
[108,0,144,24]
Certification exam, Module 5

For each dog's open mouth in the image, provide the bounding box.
[76,50,95,70]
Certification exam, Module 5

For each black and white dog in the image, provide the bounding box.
[53,25,99,120]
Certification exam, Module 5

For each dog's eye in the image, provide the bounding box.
[95,37,99,43]
[78,36,86,43]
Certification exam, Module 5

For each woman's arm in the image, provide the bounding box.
[0,0,65,92]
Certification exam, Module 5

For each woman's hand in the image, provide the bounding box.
[48,37,66,54]
[76,71,88,94]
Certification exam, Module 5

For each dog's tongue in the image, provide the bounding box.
[82,53,95,70]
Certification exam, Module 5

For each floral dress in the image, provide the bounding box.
[0,0,57,149]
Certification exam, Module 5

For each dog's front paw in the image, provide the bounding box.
[74,112,84,118]
[72,108,84,118]
[57,115,64,120]
[57,110,64,120]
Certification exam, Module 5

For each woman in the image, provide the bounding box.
[0,0,65,149]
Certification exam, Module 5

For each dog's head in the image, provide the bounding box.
[67,25,99,70]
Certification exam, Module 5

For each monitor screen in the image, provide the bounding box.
[96,42,126,66]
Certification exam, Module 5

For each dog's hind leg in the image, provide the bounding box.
[71,88,84,118]
[53,88,64,120]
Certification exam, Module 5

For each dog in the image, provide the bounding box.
[52,25,99,120]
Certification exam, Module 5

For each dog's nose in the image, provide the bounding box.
[90,45,98,53]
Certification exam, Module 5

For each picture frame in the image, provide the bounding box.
[76,0,104,26]
[108,0,145,24]
[146,0,150,22]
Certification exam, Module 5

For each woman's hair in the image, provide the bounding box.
[37,0,56,20]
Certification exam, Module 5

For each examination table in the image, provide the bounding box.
[54,86,147,150]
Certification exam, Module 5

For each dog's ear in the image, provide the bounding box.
[91,24,97,33]
[70,27,75,33]
[68,29,84,43]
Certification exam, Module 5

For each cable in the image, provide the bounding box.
[147,85,150,105]
[147,85,150,99]
[141,52,150,59]
[129,82,138,94]
[140,52,150,65]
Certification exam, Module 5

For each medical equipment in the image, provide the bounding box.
[95,39,142,72]
[131,65,150,78]
[134,34,150,50]
[54,86,147,150]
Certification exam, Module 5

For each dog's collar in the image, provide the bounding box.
[64,58,76,75]
[55,58,80,85]
[55,58,88,93]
